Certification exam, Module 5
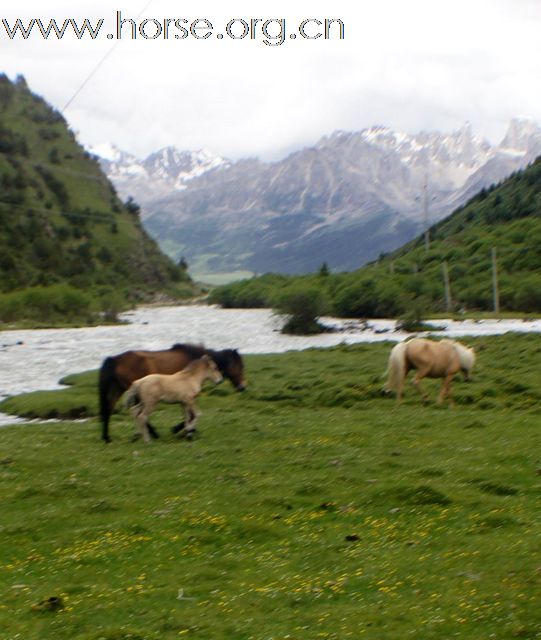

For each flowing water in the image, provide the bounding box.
[1,305,540,425]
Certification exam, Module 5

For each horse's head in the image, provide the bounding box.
[220,349,246,391]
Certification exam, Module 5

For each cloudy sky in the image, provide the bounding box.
[2,0,541,160]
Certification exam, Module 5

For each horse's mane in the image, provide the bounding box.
[447,339,476,370]
[170,343,207,358]
[170,343,242,370]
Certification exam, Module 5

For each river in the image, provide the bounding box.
[1,305,541,425]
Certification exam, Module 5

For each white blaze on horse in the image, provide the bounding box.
[385,337,475,406]
[125,355,223,442]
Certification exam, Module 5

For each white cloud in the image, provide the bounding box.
[2,0,541,159]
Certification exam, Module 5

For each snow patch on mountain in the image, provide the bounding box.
[89,143,230,209]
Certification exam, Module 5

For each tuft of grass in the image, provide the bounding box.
[477,481,519,496]
[375,484,453,506]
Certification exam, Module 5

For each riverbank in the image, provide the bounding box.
[0,292,206,333]
[2,305,541,426]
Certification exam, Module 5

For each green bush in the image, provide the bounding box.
[209,273,290,308]
[271,285,329,334]
[513,274,541,312]
[0,284,94,323]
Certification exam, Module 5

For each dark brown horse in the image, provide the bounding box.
[99,343,246,442]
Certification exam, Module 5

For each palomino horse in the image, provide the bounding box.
[125,356,223,442]
[99,343,246,442]
[385,337,475,406]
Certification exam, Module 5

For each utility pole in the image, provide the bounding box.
[491,247,500,314]
[442,261,452,312]
[423,171,430,252]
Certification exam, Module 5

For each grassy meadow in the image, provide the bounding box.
[0,334,540,639]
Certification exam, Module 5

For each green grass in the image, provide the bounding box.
[1,334,541,639]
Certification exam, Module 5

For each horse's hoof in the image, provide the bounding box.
[147,423,160,439]
[131,433,142,442]
[172,421,186,434]
[184,430,197,441]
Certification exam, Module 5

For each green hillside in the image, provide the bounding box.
[210,157,541,317]
[0,74,192,324]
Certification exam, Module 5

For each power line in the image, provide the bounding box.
[423,171,430,252]
[0,149,110,186]
[61,0,155,114]
[0,198,116,222]
[491,247,500,314]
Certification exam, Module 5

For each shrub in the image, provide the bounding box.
[0,284,94,323]
[35,166,70,207]
[513,274,541,312]
[334,279,379,317]
[272,285,329,335]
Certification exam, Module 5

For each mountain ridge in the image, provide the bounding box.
[92,118,541,276]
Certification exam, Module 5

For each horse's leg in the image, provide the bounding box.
[172,402,189,436]
[134,412,148,442]
[129,401,143,441]
[171,401,187,435]
[136,401,154,443]
[411,367,431,404]
[184,402,200,440]
[396,373,406,404]
[171,421,186,434]
[102,384,124,443]
[171,414,186,435]
[141,412,152,443]
[437,373,455,407]
[395,362,410,405]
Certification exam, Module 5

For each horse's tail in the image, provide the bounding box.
[124,383,141,410]
[99,356,120,443]
[385,342,408,393]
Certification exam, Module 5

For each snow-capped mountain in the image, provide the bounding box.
[90,143,229,209]
[91,118,541,275]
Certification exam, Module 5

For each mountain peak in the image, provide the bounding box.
[89,143,230,207]
[88,142,131,163]
[501,117,541,151]
[94,117,541,272]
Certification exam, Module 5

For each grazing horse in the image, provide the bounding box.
[125,356,223,442]
[99,343,246,442]
[385,337,475,406]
